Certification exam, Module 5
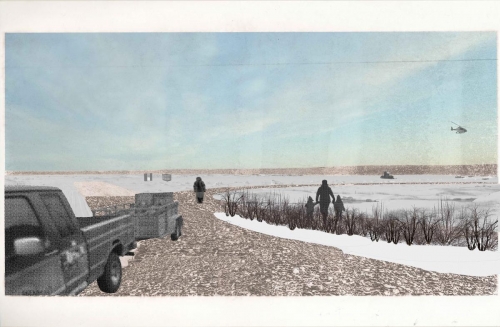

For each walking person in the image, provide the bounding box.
[333,195,345,220]
[193,177,206,203]
[316,180,334,226]
[304,196,316,221]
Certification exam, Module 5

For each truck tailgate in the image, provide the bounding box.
[77,214,135,283]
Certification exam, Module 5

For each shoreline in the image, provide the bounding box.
[4,164,498,176]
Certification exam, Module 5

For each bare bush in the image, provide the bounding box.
[344,208,361,236]
[461,206,477,250]
[335,216,345,235]
[219,188,498,251]
[436,198,461,245]
[382,212,402,244]
[418,208,440,245]
[400,207,418,246]
[267,196,281,226]
[463,205,498,251]
[222,189,243,217]
[287,204,304,230]
[367,203,384,242]
[295,203,307,229]
[310,208,322,230]
[238,190,256,220]
[326,207,340,234]
[357,215,369,237]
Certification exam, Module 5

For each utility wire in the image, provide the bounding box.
[8,58,497,69]
[179,58,497,67]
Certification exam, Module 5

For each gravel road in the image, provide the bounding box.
[79,188,497,296]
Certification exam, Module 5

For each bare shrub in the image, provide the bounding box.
[310,208,322,230]
[282,200,295,230]
[328,207,341,234]
[367,203,384,242]
[461,206,477,251]
[462,204,498,251]
[335,215,345,235]
[436,198,461,245]
[267,196,281,226]
[219,188,498,251]
[247,199,260,221]
[344,208,361,236]
[418,208,440,245]
[295,202,307,229]
[382,212,401,244]
[256,200,268,222]
[238,190,255,220]
[357,214,369,237]
[287,204,304,230]
[222,189,243,217]
[400,207,418,246]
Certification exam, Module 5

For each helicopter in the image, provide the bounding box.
[451,121,467,134]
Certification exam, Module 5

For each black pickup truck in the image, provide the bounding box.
[5,186,137,295]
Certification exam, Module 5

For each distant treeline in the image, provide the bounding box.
[6,164,497,176]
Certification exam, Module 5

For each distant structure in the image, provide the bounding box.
[380,171,394,179]
[144,173,153,181]
[162,174,172,182]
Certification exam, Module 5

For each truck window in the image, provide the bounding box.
[40,194,78,238]
[5,197,43,260]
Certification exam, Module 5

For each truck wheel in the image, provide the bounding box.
[171,221,182,241]
[97,252,122,293]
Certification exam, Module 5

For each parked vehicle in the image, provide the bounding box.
[380,171,395,179]
[5,186,137,295]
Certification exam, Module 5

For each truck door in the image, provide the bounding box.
[5,196,66,295]
[40,193,90,295]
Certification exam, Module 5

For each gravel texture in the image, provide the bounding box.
[79,188,497,296]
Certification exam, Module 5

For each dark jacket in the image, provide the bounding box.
[304,197,316,214]
[316,184,334,206]
[334,199,345,212]
[193,180,206,192]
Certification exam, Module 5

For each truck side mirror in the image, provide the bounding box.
[14,237,45,256]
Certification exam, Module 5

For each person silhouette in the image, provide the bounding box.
[333,195,345,220]
[304,196,316,220]
[193,177,206,203]
[316,180,334,225]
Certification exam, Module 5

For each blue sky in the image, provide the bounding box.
[5,32,497,171]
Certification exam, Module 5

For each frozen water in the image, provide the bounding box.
[214,183,500,217]
[5,173,499,217]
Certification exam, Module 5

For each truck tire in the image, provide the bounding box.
[97,252,122,293]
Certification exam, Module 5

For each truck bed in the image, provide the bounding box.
[77,214,135,284]
[77,215,124,228]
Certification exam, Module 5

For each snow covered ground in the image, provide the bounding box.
[5,173,499,217]
[6,173,498,276]
[214,212,500,277]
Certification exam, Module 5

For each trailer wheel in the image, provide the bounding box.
[171,220,182,241]
[97,252,122,293]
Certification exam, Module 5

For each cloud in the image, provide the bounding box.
[6,33,496,170]
[247,33,496,140]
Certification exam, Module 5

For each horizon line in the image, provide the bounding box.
[5,163,497,175]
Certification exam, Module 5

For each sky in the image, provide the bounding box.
[5,32,498,171]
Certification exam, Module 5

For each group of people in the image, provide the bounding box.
[193,177,345,221]
[305,180,345,223]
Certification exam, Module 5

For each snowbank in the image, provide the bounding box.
[214,212,500,277]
